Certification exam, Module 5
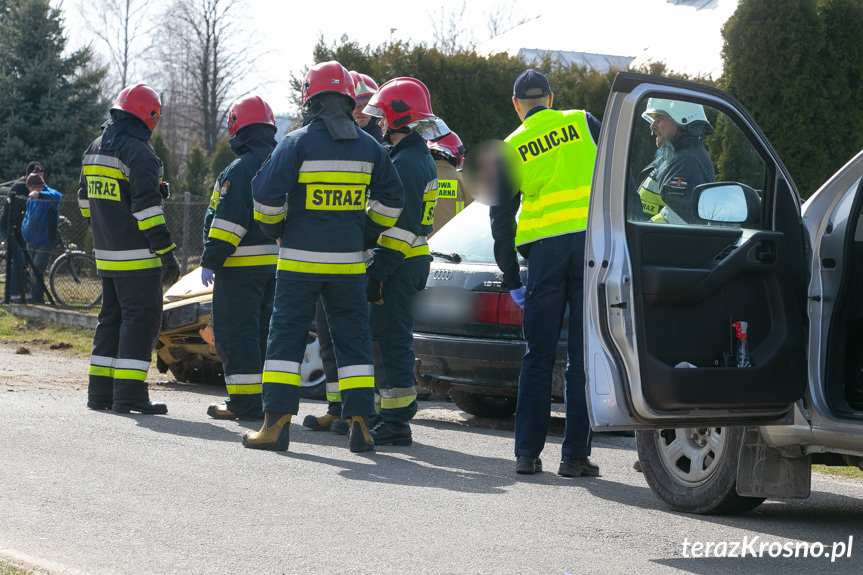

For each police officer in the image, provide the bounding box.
[490,69,600,476]
[362,77,442,446]
[303,69,384,434]
[79,83,180,414]
[201,95,279,421]
[427,130,469,235]
[246,61,403,452]
[635,98,715,224]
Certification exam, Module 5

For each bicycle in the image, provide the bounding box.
[48,216,101,308]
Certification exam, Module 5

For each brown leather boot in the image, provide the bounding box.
[348,416,375,453]
[242,412,292,451]
[302,412,344,431]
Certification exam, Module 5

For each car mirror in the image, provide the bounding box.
[695,182,759,225]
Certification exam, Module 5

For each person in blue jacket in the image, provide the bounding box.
[362,77,444,446]
[246,61,404,453]
[22,170,62,304]
[200,95,279,421]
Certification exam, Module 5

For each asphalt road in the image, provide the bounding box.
[1,343,862,575]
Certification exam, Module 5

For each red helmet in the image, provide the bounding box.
[363,77,434,129]
[302,61,355,105]
[227,95,276,136]
[112,84,161,131]
[428,131,466,170]
[349,71,379,105]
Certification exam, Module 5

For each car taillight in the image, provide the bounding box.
[474,292,523,326]
[498,292,524,326]
[475,292,500,323]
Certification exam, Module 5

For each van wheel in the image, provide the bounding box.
[450,390,516,418]
[636,426,765,515]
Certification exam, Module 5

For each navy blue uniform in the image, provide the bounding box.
[202,141,278,417]
[253,119,403,418]
[367,132,437,422]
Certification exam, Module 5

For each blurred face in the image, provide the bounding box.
[650,112,680,147]
[353,103,371,128]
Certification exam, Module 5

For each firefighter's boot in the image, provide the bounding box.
[242,412,292,451]
[370,421,412,446]
[207,402,264,421]
[348,416,375,453]
[302,412,345,431]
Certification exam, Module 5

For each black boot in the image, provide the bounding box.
[112,400,168,414]
[516,456,542,475]
[369,421,412,446]
[557,457,600,478]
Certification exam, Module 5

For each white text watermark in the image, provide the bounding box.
[681,536,853,561]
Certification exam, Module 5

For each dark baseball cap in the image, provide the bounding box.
[513,69,551,99]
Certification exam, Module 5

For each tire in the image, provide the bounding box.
[450,390,517,418]
[636,426,765,515]
[49,252,101,308]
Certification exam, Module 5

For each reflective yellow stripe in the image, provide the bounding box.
[455,201,464,213]
[405,243,430,259]
[521,187,590,213]
[254,210,285,224]
[367,200,402,228]
[380,394,417,409]
[517,206,589,234]
[96,257,161,271]
[89,365,114,377]
[339,376,375,391]
[378,235,412,255]
[114,368,148,381]
[368,210,398,227]
[155,243,176,255]
[227,383,262,395]
[437,179,458,198]
[223,255,278,267]
[80,209,91,218]
[262,371,301,386]
[138,214,167,231]
[208,227,242,246]
[277,260,365,274]
[82,164,129,182]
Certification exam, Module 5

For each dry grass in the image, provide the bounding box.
[0,307,93,356]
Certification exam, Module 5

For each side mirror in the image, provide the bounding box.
[695,182,760,225]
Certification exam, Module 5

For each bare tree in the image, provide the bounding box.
[78,0,151,93]
[431,1,472,55]
[157,0,254,154]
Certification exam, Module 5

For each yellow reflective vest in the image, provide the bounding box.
[505,109,597,247]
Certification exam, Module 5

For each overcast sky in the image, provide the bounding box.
[56,0,533,115]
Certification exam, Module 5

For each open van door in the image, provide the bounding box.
[584,73,810,430]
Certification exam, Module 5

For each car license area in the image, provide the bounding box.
[414,286,476,326]
[162,302,198,331]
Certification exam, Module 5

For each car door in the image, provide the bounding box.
[585,72,810,429]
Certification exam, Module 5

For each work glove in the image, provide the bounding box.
[201,267,215,287]
[509,286,526,310]
[160,251,181,287]
[366,275,384,306]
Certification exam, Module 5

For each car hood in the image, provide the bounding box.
[163,266,213,303]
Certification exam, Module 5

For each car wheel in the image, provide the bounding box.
[299,331,326,400]
[450,390,517,418]
[636,426,765,515]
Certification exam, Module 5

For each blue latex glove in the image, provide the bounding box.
[509,286,526,309]
[201,267,215,287]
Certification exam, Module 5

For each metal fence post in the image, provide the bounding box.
[182,192,191,274]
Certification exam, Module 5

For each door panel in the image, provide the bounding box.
[585,73,808,429]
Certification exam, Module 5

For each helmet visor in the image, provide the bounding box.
[411,117,451,141]
[362,103,384,118]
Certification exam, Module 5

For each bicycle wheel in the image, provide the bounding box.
[49,252,101,308]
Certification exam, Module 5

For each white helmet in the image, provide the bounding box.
[642,98,710,128]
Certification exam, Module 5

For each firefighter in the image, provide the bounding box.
[303,69,384,433]
[427,130,470,235]
[362,77,443,446]
[79,83,180,414]
[245,60,404,452]
[201,95,279,421]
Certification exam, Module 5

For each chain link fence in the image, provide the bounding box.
[2,193,210,308]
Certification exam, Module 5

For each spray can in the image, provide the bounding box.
[732,321,751,367]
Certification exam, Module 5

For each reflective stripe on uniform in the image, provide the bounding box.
[297,160,374,184]
[367,199,402,228]
[113,358,150,382]
[89,354,115,378]
[225,373,263,395]
[133,205,168,231]
[82,154,130,181]
[277,248,365,275]
[262,359,301,387]
[405,236,429,259]
[253,199,287,224]
[325,381,341,403]
[223,244,279,267]
[378,226,418,256]
[338,364,374,391]
[94,248,161,271]
[208,218,248,246]
[379,386,417,409]
[78,198,91,218]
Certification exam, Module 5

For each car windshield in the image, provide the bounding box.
[428,202,500,264]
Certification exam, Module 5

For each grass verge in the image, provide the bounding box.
[813,464,863,480]
[0,307,93,356]
[0,561,33,575]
